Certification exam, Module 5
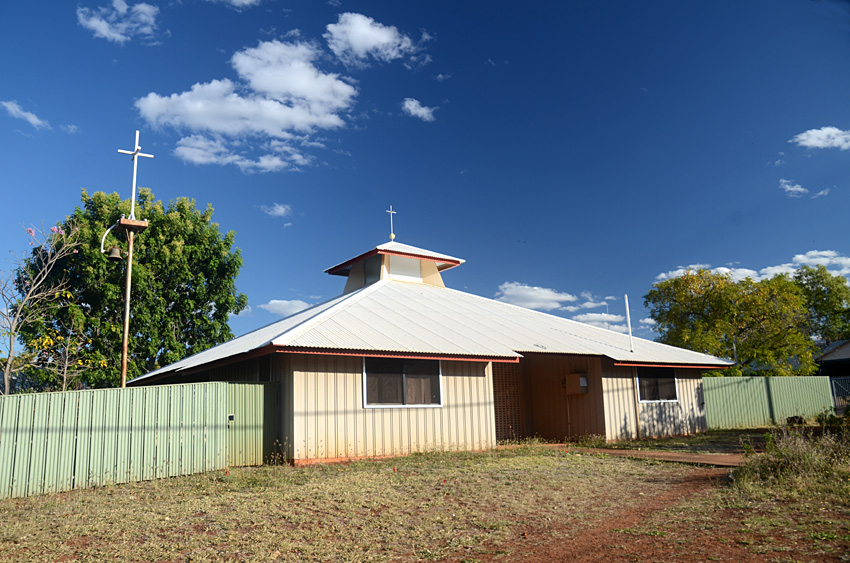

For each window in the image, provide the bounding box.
[637,367,678,402]
[364,357,441,407]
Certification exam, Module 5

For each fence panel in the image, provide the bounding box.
[704,376,833,429]
[832,377,850,412]
[0,382,275,500]
[227,383,277,467]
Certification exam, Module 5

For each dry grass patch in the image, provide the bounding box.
[0,445,696,562]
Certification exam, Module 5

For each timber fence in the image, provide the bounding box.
[703,375,834,429]
[0,382,275,499]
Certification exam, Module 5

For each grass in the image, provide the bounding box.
[591,428,770,454]
[0,444,697,562]
[623,426,850,561]
[1,430,848,562]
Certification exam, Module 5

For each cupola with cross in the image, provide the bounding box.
[324,207,465,294]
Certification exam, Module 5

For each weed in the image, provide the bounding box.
[572,434,608,448]
[733,426,850,493]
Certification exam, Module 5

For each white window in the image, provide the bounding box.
[363,357,442,408]
[637,367,678,402]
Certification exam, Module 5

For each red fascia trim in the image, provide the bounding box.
[325,249,381,276]
[613,362,730,369]
[276,346,518,363]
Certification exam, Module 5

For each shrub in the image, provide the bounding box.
[734,426,850,494]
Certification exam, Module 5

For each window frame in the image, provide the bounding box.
[362,357,444,409]
[636,366,679,403]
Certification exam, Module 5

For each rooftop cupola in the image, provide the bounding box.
[325,241,465,294]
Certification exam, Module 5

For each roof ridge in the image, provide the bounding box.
[272,280,388,346]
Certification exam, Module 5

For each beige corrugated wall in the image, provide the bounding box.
[601,361,707,440]
[283,354,495,462]
[601,361,638,441]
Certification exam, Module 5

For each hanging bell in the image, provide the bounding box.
[107,245,124,262]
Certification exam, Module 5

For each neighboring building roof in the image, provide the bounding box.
[132,278,731,384]
[817,339,850,363]
[325,241,464,276]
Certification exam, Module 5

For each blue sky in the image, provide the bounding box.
[2,0,849,339]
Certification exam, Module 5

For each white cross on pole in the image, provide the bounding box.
[386,205,397,241]
[117,130,154,220]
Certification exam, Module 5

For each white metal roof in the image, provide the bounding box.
[132,279,731,383]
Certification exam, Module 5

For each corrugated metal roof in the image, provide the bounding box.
[132,279,731,383]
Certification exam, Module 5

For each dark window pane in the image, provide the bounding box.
[656,378,677,401]
[636,367,678,402]
[366,358,441,406]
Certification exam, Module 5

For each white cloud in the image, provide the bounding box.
[259,299,311,316]
[261,203,292,217]
[639,318,656,326]
[790,126,850,151]
[136,39,357,172]
[206,0,264,8]
[655,250,850,283]
[495,282,577,311]
[779,178,807,198]
[435,73,451,82]
[0,101,51,130]
[401,98,437,122]
[324,13,416,67]
[571,312,629,333]
[812,188,830,198]
[561,292,608,312]
[77,0,159,44]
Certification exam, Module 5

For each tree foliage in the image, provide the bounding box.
[644,270,817,376]
[792,265,850,344]
[19,189,248,388]
[1,225,79,394]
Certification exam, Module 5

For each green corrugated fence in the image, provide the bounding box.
[703,376,833,429]
[0,382,276,499]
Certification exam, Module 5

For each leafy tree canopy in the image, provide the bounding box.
[644,270,817,376]
[792,265,850,344]
[19,189,248,388]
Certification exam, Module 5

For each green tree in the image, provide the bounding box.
[792,265,850,344]
[19,189,248,387]
[644,270,817,376]
[1,225,79,394]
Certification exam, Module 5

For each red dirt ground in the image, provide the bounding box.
[460,466,846,563]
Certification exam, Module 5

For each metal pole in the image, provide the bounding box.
[120,230,135,388]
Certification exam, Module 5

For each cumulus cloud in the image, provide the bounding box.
[0,101,51,130]
[656,250,850,283]
[639,318,656,326]
[77,0,159,44]
[259,299,311,316]
[261,203,292,217]
[401,98,437,122]
[812,188,830,198]
[136,39,357,172]
[206,0,264,8]
[790,126,850,151]
[561,291,609,312]
[324,13,417,67]
[495,282,576,311]
[572,313,628,333]
[779,178,807,198]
